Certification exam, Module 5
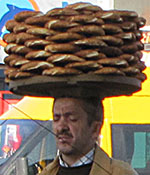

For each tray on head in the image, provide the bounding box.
[9,74,141,99]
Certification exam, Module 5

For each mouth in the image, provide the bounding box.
[57,135,73,143]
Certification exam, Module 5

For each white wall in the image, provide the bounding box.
[35,0,114,13]
[114,0,150,25]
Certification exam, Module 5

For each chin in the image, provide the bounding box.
[59,146,73,155]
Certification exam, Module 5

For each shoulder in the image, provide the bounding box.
[111,158,138,175]
[94,146,138,175]
[37,157,59,175]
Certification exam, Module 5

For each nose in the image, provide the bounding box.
[56,116,69,132]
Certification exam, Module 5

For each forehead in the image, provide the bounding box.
[53,98,83,112]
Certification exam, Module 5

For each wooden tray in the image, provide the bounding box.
[9,74,141,99]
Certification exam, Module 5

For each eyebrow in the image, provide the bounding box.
[54,111,73,117]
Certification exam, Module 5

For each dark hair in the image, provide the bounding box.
[79,97,104,126]
[53,97,104,126]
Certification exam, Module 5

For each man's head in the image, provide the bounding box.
[52,97,103,161]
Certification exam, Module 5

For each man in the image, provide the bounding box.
[38,97,138,175]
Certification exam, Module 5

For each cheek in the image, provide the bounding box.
[81,125,93,138]
[70,124,89,138]
[69,125,80,137]
[52,123,57,133]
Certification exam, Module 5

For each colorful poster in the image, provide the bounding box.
[0,0,39,63]
[0,0,113,63]
[2,124,22,158]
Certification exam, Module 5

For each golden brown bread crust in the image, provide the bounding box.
[120,66,140,75]
[24,39,51,48]
[4,67,18,76]
[94,67,125,75]
[45,19,79,30]
[111,10,138,18]
[66,15,98,24]
[46,8,79,17]
[134,51,143,59]
[131,61,146,71]
[115,32,136,42]
[65,60,102,72]
[20,61,54,72]
[49,32,83,42]
[25,15,51,26]
[98,11,123,23]
[25,50,52,60]
[4,43,17,54]
[65,2,103,12]
[42,67,82,75]
[4,54,25,65]
[134,30,143,40]
[15,32,40,44]
[74,37,108,47]
[14,10,43,22]
[67,15,104,25]
[119,22,137,31]
[13,23,34,33]
[3,33,17,43]
[5,20,19,32]
[45,43,80,53]
[135,41,144,50]
[120,43,138,54]
[26,27,57,36]
[101,24,123,34]
[11,45,33,55]
[47,54,85,64]
[75,50,105,60]
[9,58,30,67]
[131,72,147,81]
[133,16,146,28]
[96,35,124,46]
[68,25,105,35]
[119,54,139,63]
[99,46,123,57]
[98,58,129,67]
[8,71,34,80]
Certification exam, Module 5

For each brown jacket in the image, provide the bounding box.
[38,146,138,175]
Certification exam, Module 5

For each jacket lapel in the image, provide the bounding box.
[90,146,112,175]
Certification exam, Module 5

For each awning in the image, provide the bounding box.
[0,96,54,120]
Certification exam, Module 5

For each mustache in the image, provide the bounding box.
[56,128,73,138]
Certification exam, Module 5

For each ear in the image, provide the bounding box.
[91,121,101,141]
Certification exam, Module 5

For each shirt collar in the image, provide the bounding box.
[58,147,95,167]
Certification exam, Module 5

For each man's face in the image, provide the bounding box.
[53,98,97,156]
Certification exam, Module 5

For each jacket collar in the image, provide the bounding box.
[40,145,112,175]
[90,145,112,175]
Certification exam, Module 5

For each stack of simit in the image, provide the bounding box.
[3,2,147,84]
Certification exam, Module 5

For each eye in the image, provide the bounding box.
[53,114,60,122]
[69,116,78,122]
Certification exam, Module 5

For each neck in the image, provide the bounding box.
[61,146,94,166]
